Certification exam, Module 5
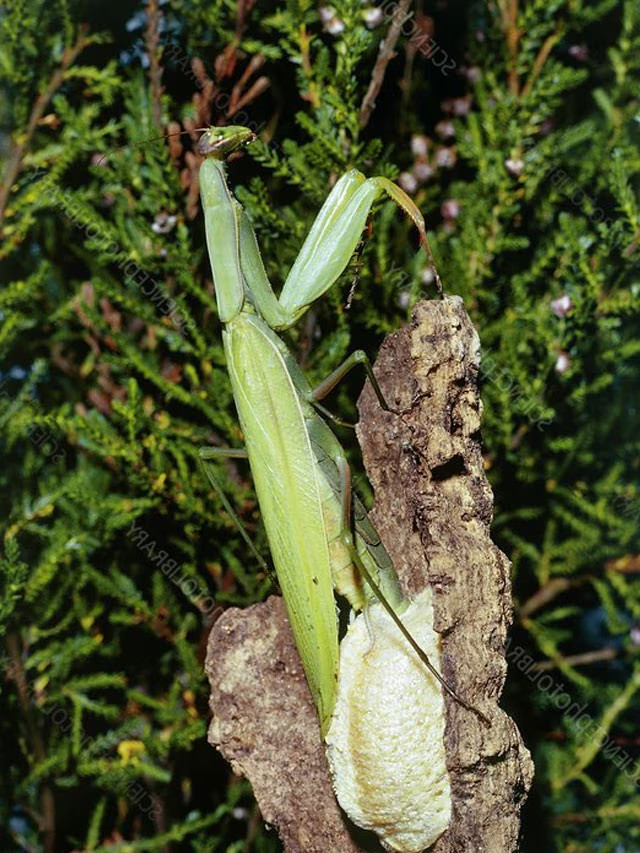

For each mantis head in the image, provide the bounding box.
[197,126,256,159]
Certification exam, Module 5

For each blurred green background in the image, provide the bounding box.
[1,0,639,850]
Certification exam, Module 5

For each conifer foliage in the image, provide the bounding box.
[0,1,638,850]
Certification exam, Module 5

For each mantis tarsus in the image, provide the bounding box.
[197,126,488,850]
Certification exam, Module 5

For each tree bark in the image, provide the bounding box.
[205,296,534,852]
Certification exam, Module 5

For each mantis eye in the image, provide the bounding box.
[325,589,452,853]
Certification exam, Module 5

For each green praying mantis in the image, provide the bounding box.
[196,126,488,851]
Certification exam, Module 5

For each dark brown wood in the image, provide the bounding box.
[355,297,534,853]
[205,296,533,852]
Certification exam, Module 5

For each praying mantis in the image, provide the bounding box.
[197,126,487,851]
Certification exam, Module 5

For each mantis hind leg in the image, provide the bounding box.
[334,450,491,727]
[199,446,270,575]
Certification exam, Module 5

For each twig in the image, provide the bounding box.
[145,0,165,129]
[359,0,413,129]
[5,633,56,853]
[499,0,521,96]
[235,0,257,42]
[0,27,90,228]
[519,577,574,619]
[531,647,618,672]
[521,30,563,100]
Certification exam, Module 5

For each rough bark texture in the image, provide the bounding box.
[205,297,534,852]
[355,297,534,852]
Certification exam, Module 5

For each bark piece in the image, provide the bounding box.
[205,296,533,852]
[356,297,534,853]
[205,597,362,852]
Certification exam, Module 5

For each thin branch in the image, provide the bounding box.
[0,27,90,228]
[531,647,618,672]
[521,29,563,100]
[519,577,574,619]
[499,0,521,96]
[145,0,165,129]
[235,0,257,42]
[6,633,56,853]
[359,0,413,129]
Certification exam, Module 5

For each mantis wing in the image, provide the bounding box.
[223,311,340,734]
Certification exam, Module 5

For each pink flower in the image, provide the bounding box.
[505,158,524,177]
[363,7,383,28]
[441,199,460,219]
[413,161,434,183]
[462,66,482,83]
[410,134,430,158]
[451,97,472,116]
[319,6,344,34]
[435,120,456,140]
[398,172,418,194]
[434,147,457,168]
[397,290,411,309]
[551,295,573,318]
[568,44,588,62]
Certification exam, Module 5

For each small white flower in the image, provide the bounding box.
[413,161,434,183]
[152,213,178,234]
[441,199,460,219]
[318,6,335,23]
[434,147,457,168]
[435,119,456,140]
[555,351,570,374]
[551,294,573,318]
[398,290,411,309]
[363,7,384,27]
[420,266,435,285]
[319,6,345,34]
[463,65,482,83]
[505,157,524,177]
[568,44,588,62]
[451,96,472,116]
[326,17,345,35]
[410,134,429,158]
[398,171,418,194]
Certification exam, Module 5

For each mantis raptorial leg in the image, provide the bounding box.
[197,126,488,851]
